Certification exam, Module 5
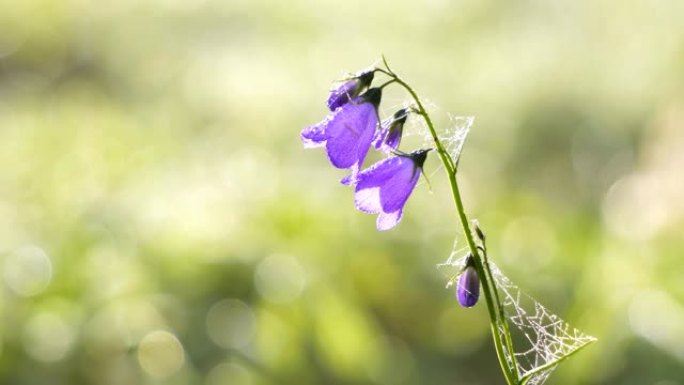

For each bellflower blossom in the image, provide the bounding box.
[301,88,382,179]
[300,60,596,384]
[457,255,480,308]
[327,70,375,110]
[373,108,408,153]
[353,149,429,230]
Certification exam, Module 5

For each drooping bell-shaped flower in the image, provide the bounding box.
[301,88,382,178]
[327,70,375,110]
[373,108,408,152]
[353,149,429,230]
[457,255,480,308]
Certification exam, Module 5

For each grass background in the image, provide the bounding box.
[1,0,683,384]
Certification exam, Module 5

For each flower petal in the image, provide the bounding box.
[354,186,381,213]
[340,163,360,185]
[325,102,377,169]
[372,123,389,150]
[300,119,328,148]
[354,156,404,187]
[327,80,358,110]
[457,265,480,308]
[374,109,407,153]
[384,123,403,151]
[378,160,420,213]
[327,71,375,110]
[353,154,422,230]
[376,209,403,231]
[353,157,404,212]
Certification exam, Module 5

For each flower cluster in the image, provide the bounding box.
[302,60,597,383]
[301,68,429,231]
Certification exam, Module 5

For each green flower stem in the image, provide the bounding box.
[382,58,519,385]
[483,247,521,380]
[482,249,522,380]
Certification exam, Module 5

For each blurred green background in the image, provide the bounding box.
[1,0,683,384]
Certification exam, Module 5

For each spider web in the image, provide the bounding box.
[377,97,473,187]
[440,114,474,165]
[379,84,596,383]
[439,249,596,385]
[398,104,474,164]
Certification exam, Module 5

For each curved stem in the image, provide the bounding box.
[483,249,521,380]
[386,68,519,385]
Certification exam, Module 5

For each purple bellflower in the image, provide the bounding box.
[353,149,430,230]
[457,255,480,308]
[374,108,408,153]
[327,70,375,110]
[301,88,383,179]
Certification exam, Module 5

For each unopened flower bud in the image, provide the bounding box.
[457,255,480,308]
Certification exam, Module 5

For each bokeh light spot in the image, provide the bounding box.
[629,289,684,362]
[23,312,76,362]
[205,362,253,385]
[254,254,306,303]
[137,330,185,378]
[84,299,167,357]
[603,175,668,241]
[3,245,52,297]
[206,299,255,349]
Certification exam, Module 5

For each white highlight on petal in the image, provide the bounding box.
[376,210,402,231]
[355,187,382,214]
[300,124,327,148]
[301,138,326,149]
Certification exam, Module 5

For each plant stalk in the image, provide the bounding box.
[383,60,519,385]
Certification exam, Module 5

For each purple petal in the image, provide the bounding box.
[354,187,382,213]
[377,159,420,213]
[457,265,480,308]
[377,209,403,231]
[374,110,407,153]
[327,80,358,110]
[301,119,328,148]
[340,163,360,186]
[355,156,406,187]
[327,71,375,110]
[354,157,406,213]
[384,123,403,151]
[324,101,377,170]
[353,154,422,230]
[372,123,389,150]
[340,173,354,186]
